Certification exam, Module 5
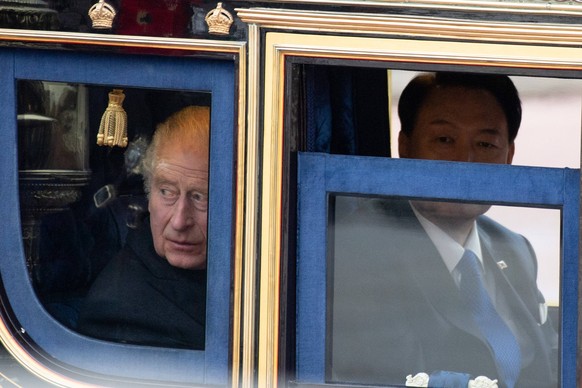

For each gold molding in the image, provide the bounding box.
[231,39,249,388]
[258,30,582,387]
[242,0,582,17]
[0,319,99,387]
[257,27,286,388]
[0,30,248,388]
[236,8,582,45]
[262,33,582,69]
[239,23,261,388]
[0,28,244,53]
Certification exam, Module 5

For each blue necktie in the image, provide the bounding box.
[457,249,521,388]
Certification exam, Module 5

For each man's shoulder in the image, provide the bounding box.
[83,249,147,305]
[477,215,529,247]
[477,214,537,272]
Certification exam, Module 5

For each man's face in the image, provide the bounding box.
[399,86,515,225]
[399,86,515,164]
[149,140,209,270]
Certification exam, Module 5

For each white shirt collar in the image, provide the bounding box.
[410,202,483,275]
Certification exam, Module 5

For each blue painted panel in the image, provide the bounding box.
[297,152,579,386]
[0,48,236,385]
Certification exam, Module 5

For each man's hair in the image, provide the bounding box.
[398,72,522,143]
[142,105,210,194]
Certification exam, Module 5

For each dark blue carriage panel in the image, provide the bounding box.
[296,152,578,387]
[0,48,236,384]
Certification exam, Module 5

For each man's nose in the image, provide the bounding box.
[171,196,196,230]
[450,144,474,163]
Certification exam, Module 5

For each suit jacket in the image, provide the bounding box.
[330,198,557,387]
[77,219,206,350]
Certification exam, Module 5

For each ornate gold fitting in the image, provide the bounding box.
[88,0,116,29]
[205,3,233,36]
[97,89,128,148]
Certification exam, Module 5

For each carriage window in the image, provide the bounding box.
[296,152,578,388]
[18,81,211,349]
[1,48,236,385]
[329,194,560,387]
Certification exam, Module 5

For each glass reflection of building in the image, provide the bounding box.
[18,81,90,286]
[0,0,59,30]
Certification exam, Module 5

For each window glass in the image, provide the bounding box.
[18,80,212,346]
[0,48,235,385]
[328,194,560,387]
[295,152,578,388]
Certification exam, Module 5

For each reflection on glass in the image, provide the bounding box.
[328,195,559,387]
[18,82,211,349]
[18,80,90,171]
[18,80,91,286]
[0,1,59,30]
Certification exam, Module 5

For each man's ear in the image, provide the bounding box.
[398,131,410,158]
[506,142,515,164]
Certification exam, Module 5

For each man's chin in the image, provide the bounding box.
[411,200,491,225]
[165,253,207,270]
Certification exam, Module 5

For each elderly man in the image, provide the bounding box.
[78,106,209,350]
[330,72,557,388]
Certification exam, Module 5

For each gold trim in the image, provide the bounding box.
[0,28,244,53]
[256,30,288,388]
[231,41,248,388]
[264,32,582,69]
[239,23,261,388]
[236,8,582,45]
[0,319,99,387]
[241,0,582,17]
[0,31,248,388]
[259,31,582,386]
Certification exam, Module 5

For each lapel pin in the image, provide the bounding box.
[496,260,508,270]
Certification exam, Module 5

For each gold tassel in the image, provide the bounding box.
[97,89,128,148]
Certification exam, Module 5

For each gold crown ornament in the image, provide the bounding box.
[88,0,116,29]
[205,3,233,36]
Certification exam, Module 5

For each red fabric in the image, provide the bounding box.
[116,0,192,38]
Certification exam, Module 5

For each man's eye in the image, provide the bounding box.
[436,136,453,144]
[191,192,208,210]
[192,192,205,201]
[192,192,208,203]
[478,141,496,149]
[160,188,176,197]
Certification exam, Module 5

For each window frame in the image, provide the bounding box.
[296,152,579,386]
[0,47,238,385]
[239,21,582,384]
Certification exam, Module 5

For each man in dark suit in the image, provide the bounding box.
[78,106,209,349]
[329,72,558,387]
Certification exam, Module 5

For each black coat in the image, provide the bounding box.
[77,220,206,350]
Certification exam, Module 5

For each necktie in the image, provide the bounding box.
[457,249,521,388]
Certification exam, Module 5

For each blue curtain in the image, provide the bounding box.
[304,65,391,156]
